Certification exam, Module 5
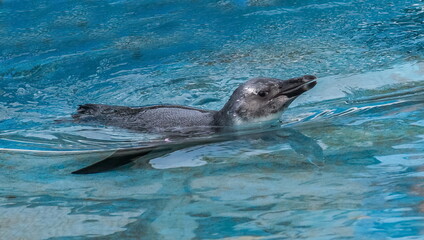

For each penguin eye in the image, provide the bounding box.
[257,91,267,97]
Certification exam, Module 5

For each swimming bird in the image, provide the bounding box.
[72,75,317,174]
[73,75,317,133]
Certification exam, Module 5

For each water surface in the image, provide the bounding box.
[0,0,424,239]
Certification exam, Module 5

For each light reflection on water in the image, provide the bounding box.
[1,0,424,239]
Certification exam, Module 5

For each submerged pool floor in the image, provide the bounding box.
[0,0,424,239]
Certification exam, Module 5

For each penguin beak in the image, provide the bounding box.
[277,75,317,99]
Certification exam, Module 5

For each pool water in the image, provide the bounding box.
[1,0,424,239]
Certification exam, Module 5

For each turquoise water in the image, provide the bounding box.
[1,0,424,239]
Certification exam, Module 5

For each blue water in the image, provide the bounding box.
[1,0,424,239]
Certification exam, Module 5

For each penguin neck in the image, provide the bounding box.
[211,95,241,127]
[213,107,234,127]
